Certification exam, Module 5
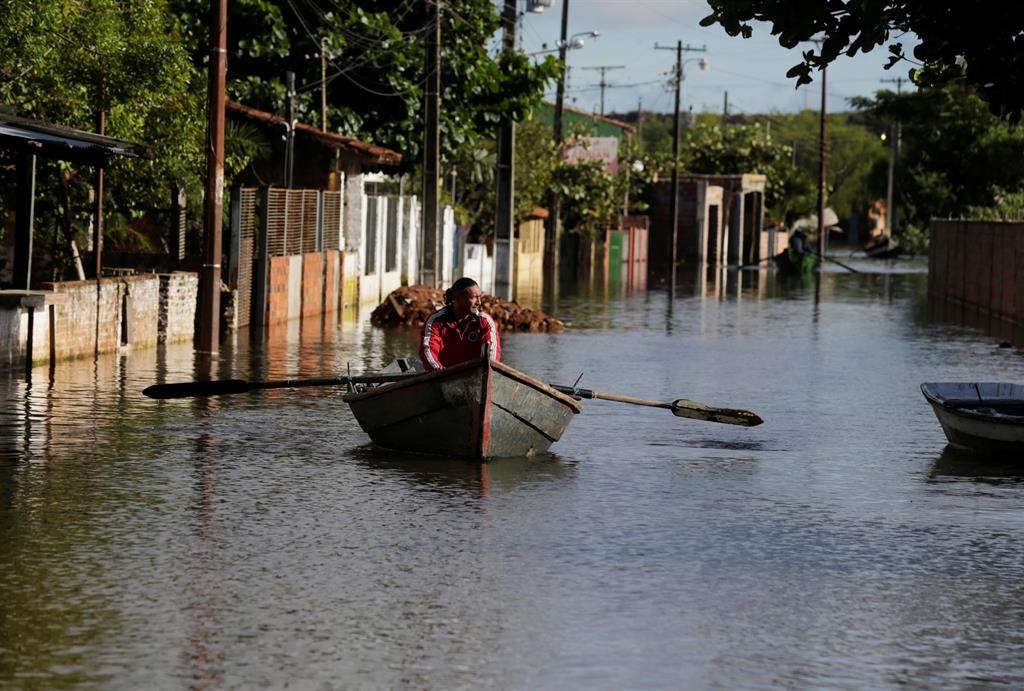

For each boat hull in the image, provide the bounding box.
[345,358,582,459]
[921,382,1024,454]
[772,249,817,274]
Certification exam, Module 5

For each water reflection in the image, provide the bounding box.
[3,259,1024,688]
[349,446,575,498]
[929,446,1024,485]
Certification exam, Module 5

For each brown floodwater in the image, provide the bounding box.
[3,258,1024,689]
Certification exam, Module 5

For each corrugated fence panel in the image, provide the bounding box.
[236,188,257,328]
[300,190,318,254]
[323,191,342,250]
[267,189,288,257]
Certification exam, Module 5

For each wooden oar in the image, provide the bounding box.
[812,251,860,273]
[143,373,413,400]
[549,385,763,427]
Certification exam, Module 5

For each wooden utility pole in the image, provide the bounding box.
[636,97,644,152]
[817,64,828,263]
[196,0,227,354]
[545,0,570,294]
[420,0,441,287]
[581,65,624,116]
[320,38,328,132]
[92,109,105,278]
[655,40,706,281]
[284,71,295,188]
[493,0,516,299]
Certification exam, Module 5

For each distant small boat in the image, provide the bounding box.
[345,357,582,459]
[772,249,818,274]
[864,235,902,259]
[920,382,1024,454]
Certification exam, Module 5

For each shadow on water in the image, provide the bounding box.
[928,446,1024,485]
[347,445,576,496]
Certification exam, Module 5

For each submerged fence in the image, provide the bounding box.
[228,187,345,329]
[929,219,1024,343]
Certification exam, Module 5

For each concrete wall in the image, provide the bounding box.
[0,272,198,370]
[159,272,198,344]
[929,220,1024,343]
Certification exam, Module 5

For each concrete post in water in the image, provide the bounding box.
[196,0,227,355]
[251,187,271,333]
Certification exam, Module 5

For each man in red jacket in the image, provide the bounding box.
[419,277,502,371]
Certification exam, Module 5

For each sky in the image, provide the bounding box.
[509,0,916,117]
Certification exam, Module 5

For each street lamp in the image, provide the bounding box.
[528,30,599,56]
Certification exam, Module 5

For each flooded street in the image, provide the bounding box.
[3,260,1024,689]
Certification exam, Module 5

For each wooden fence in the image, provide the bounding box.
[929,219,1024,342]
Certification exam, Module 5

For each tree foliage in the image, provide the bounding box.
[704,1,1024,121]
[171,0,560,169]
[853,83,1024,239]
[701,1,1024,122]
[0,0,204,266]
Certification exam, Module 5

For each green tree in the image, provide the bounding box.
[700,1,1024,122]
[853,83,1024,243]
[171,0,560,170]
[0,0,204,266]
[760,111,887,222]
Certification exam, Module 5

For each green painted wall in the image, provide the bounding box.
[532,102,634,140]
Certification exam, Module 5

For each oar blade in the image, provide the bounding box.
[143,379,251,400]
[671,399,764,427]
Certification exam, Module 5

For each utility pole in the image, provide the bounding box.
[881,76,906,237]
[92,109,105,278]
[493,0,516,299]
[816,63,828,263]
[196,0,227,355]
[636,97,644,152]
[581,64,624,116]
[320,38,328,132]
[284,71,295,188]
[722,90,728,128]
[421,0,441,287]
[545,0,570,294]
[655,40,706,285]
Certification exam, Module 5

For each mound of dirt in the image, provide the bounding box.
[371,285,565,333]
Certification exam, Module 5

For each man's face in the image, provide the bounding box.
[454,284,483,316]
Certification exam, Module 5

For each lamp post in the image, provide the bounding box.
[527,30,599,57]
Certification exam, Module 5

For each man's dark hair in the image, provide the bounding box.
[444,277,479,306]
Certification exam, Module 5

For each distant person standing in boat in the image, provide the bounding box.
[419,277,502,371]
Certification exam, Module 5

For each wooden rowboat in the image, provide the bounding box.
[344,356,582,459]
[920,382,1024,454]
[773,248,818,275]
[864,235,903,259]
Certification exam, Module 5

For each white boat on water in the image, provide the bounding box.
[920,383,1024,454]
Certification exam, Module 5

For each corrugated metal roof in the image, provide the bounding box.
[0,112,153,162]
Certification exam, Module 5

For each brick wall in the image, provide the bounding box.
[158,272,198,344]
